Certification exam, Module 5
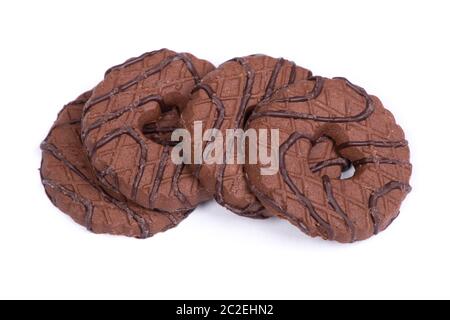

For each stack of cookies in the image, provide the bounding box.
[40,49,412,243]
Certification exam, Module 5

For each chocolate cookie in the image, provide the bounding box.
[81,49,215,213]
[246,77,412,242]
[180,55,313,218]
[41,93,189,238]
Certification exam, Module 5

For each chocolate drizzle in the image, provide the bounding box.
[90,127,148,201]
[41,115,153,238]
[104,49,164,76]
[143,125,179,134]
[81,94,164,140]
[83,50,205,211]
[353,157,411,168]
[84,52,201,114]
[42,179,95,231]
[279,132,334,239]
[142,115,180,147]
[288,62,300,85]
[192,83,226,130]
[41,141,91,182]
[247,77,412,241]
[310,157,351,174]
[149,145,170,208]
[277,131,412,241]
[193,56,303,217]
[251,77,375,123]
[232,57,256,128]
[190,81,260,215]
[244,172,311,235]
[369,181,411,234]
[97,166,121,193]
[322,176,356,242]
[172,164,191,207]
[262,58,285,101]
[190,82,225,197]
[210,57,265,216]
[337,140,408,150]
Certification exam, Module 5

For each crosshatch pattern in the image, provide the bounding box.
[40,94,189,238]
[182,55,344,218]
[246,78,412,243]
[81,49,215,213]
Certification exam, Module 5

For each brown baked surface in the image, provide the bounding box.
[181,55,316,218]
[246,77,412,242]
[82,49,215,213]
[41,92,189,238]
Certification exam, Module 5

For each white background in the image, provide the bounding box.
[0,0,449,300]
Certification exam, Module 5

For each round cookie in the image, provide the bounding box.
[180,55,313,218]
[81,49,215,213]
[246,77,412,242]
[41,93,190,238]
